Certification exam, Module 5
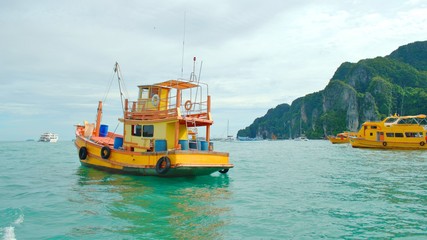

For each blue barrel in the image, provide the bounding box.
[99,124,108,137]
[155,140,167,152]
[189,141,198,150]
[179,140,189,150]
[200,141,208,151]
[114,137,123,149]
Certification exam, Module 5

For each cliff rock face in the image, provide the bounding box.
[360,92,378,122]
[347,65,371,92]
[237,40,427,139]
[322,81,358,133]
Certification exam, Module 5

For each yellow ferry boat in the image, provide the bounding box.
[350,114,427,149]
[328,132,357,144]
[74,62,233,177]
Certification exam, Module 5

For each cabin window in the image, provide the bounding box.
[143,125,154,137]
[151,87,159,97]
[140,88,149,99]
[405,132,423,138]
[132,125,142,136]
[395,133,404,138]
[405,132,414,137]
[386,133,394,137]
[371,126,377,129]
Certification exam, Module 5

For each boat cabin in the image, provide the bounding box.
[119,80,212,152]
[357,115,427,142]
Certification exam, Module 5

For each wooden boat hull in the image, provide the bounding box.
[328,137,349,144]
[328,132,357,144]
[75,134,233,177]
[350,138,427,150]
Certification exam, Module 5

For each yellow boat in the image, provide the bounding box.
[74,62,233,177]
[328,132,357,144]
[350,114,427,149]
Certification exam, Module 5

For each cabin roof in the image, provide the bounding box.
[400,114,426,119]
[138,80,198,90]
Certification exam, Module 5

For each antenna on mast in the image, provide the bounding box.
[191,56,196,81]
[181,11,186,78]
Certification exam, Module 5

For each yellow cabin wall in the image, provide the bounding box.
[179,124,188,140]
[136,87,170,111]
[159,88,169,110]
[123,124,149,152]
[123,120,190,151]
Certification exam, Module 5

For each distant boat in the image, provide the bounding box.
[351,114,427,149]
[38,133,59,142]
[294,118,308,141]
[237,136,263,141]
[223,120,235,142]
[294,136,308,141]
[328,132,357,144]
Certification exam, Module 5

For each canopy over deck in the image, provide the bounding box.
[399,114,427,119]
[138,80,199,90]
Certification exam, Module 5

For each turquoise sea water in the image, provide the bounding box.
[1,140,426,239]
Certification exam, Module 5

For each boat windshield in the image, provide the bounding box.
[385,117,398,123]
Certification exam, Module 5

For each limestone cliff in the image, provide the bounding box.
[237,40,427,139]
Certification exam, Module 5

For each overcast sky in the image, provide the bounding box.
[1,0,427,141]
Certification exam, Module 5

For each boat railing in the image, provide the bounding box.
[124,96,209,120]
[181,100,209,119]
[124,95,176,120]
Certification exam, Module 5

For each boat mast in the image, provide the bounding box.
[114,62,128,112]
[226,120,233,139]
[181,11,186,78]
[95,101,103,137]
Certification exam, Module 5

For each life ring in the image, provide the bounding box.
[219,169,229,174]
[155,156,171,175]
[101,146,111,159]
[420,141,425,146]
[151,94,160,107]
[184,100,192,111]
[382,142,387,147]
[79,147,88,160]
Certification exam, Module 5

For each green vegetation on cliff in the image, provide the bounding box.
[237,40,427,139]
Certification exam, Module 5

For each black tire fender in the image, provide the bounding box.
[156,156,171,175]
[420,141,425,146]
[79,147,88,160]
[219,169,229,174]
[101,146,111,159]
[382,142,387,147]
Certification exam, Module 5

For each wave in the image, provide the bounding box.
[13,215,24,225]
[2,227,15,240]
[2,212,24,240]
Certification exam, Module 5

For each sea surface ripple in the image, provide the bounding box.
[0,140,426,239]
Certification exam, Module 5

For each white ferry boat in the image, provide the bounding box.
[38,133,59,142]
